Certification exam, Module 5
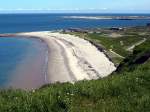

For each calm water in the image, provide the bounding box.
[0,37,48,89]
[0,13,150,33]
[0,13,150,89]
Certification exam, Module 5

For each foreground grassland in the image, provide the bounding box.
[0,61,150,112]
[0,28,150,112]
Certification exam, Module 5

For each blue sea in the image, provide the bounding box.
[0,37,48,89]
[0,13,150,33]
[0,13,150,89]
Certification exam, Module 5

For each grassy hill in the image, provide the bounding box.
[0,38,150,111]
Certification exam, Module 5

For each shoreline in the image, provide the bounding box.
[63,16,150,20]
[0,32,116,88]
[16,32,116,81]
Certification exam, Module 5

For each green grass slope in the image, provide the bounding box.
[0,41,150,112]
[117,40,150,72]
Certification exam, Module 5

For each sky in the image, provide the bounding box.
[0,0,150,13]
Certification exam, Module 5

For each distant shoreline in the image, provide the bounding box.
[63,16,150,20]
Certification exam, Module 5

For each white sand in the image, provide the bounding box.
[17,32,116,83]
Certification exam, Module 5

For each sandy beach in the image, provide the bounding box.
[16,32,116,83]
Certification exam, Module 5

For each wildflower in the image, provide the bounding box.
[15,97,18,100]
[32,89,35,93]
[70,93,74,96]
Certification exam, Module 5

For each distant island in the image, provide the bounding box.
[64,16,150,20]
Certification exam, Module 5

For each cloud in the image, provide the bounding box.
[0,8,109,11]
[101,8,108,10]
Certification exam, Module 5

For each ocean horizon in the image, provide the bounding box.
[0,13,150,33]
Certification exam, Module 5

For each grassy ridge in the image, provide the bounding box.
[117,40,150,72]
[0,41,150,112]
